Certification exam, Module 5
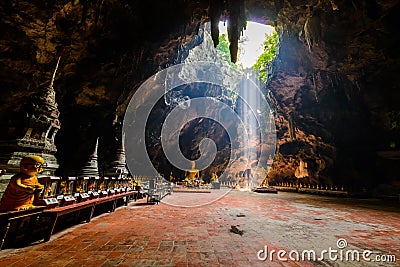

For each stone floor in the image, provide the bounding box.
[0,190,399,266]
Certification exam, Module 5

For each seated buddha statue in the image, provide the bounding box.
[186,161,200,182]
[0,155,45,211]
[211,172,219,183]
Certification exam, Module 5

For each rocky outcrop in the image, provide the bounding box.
[266,0,400,194]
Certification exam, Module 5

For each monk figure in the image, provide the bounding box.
[0,155,45,211]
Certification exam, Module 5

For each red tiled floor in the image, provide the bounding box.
[0,190,399,266]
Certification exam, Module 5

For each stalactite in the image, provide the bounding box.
[312,73,319,103]
[328,75,334,88]
[208,0,246,63]
[209,0,223,48]
[227,0,246,63]
[95,0,104,28]
[355,79,361,92]
[288,114,296,140]
[183,23,187,41]
[227,23,238,62]
[137,47,144,65]
[304,17,312,52]
[303,6,322,53]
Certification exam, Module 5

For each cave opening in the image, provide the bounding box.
[218,20,276,70]
[125,20,279,189]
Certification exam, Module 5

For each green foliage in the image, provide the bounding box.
[253,31,279,83]
[217,34,231,62]
[216,34,240,69]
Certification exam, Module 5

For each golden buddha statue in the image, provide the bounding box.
[58,180,67,195]
[186,161,199,182]
[0,155,45,211]
[211,172,219,182]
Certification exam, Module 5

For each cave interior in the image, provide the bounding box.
[0,0,399,197]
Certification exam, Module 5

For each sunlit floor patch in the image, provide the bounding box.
[161,188,232,207]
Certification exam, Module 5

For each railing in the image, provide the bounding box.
[142,177,172,203]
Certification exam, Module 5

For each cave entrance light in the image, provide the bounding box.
[218,21,275,69]
[123,21,278,198]
[213,21,278,189]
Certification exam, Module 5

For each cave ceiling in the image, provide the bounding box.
[0,0,399,192]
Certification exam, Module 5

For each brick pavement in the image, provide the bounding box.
[0,190,399,266]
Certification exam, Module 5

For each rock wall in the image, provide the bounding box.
[266,0,400,194]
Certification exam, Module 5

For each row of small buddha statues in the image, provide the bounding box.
[0,155,134,212]
[274,182,347,191]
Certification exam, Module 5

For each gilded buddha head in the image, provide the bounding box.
[20,155,46,176]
